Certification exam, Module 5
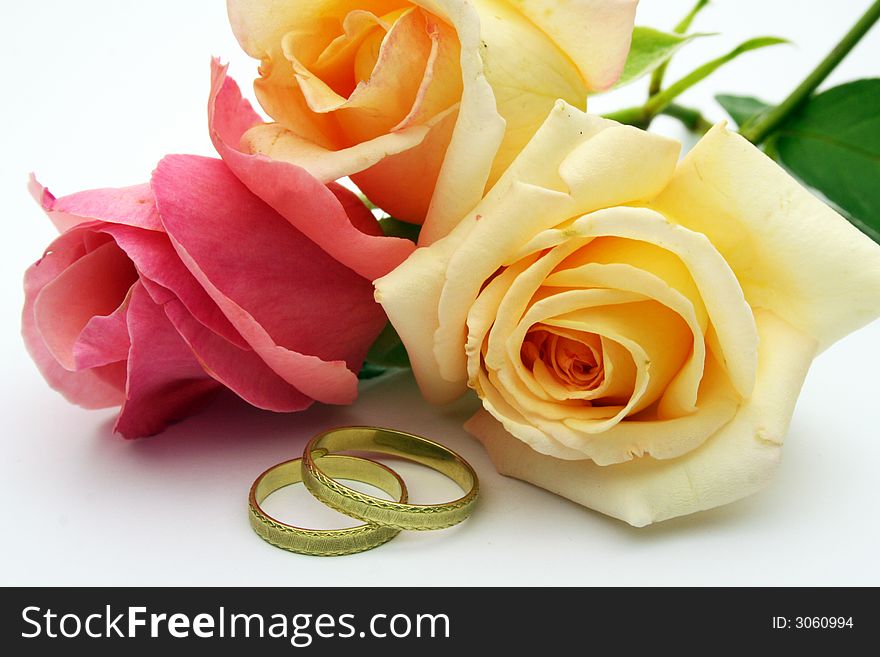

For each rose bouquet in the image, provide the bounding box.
[21,0,880,526]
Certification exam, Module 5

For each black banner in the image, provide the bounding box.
[1,587,872,653]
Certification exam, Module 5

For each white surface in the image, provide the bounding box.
[1,0,879,586]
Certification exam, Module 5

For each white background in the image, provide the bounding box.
[1,0,879,586]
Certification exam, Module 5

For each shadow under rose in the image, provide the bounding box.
[108,370,480,461]
[119,390,338,460]
[78,370,482,517]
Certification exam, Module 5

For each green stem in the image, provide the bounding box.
[661,103,714,133]
[602,106,649,129]
[647,60,670,100]
[609,35,785,133]
[604,103,712,133]
[649,0,710,97]
[740,0,880,143]
[645,37,785,119]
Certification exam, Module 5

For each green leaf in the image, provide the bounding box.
[646,37,788,115]
[379,216,421,243]
[364,322,411,370]
[358,362,388,380]
[614,27,711,89]
[772,78,880,243]
[715,93,772,127]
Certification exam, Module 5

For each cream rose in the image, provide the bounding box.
[375,102,880,526]
[223,0,637,242]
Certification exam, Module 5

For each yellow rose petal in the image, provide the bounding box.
[522,206,758,398]
[505,0,639,90]
[468,310,816,524]
[545,261,706,417]
[650,123,880,351]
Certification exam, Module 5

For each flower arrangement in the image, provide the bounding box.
[22,0,880,527]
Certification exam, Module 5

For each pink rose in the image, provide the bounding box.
[23,155,392,437]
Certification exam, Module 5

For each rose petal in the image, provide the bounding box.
[152,154,385,404]
[374,224,475,404]
[530,334,635,402]
[465,253,540,388]
[350,106,458,222]
[436,116,680,384]
[266,7,464,226]
[376,179,574,404]
[29,176,162,233]
[415,0,506,243]
[29,182,243,347]
[208,60,416,280]
[326,182,384,237]
[476,238,660,432]
[240,118,431,189]
[394,11,462,130]
[545,261,706,417]
[22,230,127,409]
[375,105,682,404]
[476,350,739,467]
[509,0,639,90]
[504,295,690,424]
[161,295,314,412]
[545,301,692,417]
[288,8,430,134]
[115,283,221,438]
[519,207,758,399]
[555,237,709,329]
[311,9,394,94]
[650,123,880,352]
[34,240,137,371]
[74,286,133,370]
[226,0,506,239]
[346,12,463,222]
[471,0,590,183]
[99,224,247,348]
[467,310,816,526]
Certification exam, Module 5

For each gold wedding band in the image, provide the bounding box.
[302,427,479,531]
[248,454,408,557]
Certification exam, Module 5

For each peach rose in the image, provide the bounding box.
[375,103,880,525]
[216,0,637,243]
[23,156,388,437]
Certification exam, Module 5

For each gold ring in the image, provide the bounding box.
[248,454,408,556]
[302,427,479,531]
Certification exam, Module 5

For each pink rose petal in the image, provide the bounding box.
[29,175,162,233]
[29,179,249,358]
[74,287,133,370]
[151,154,386,405]
[22,229,127,409]
[208,59,415,280]
[34,239,137,371]
[327,182,384,237]
[162,294,314,412]
[115,282,221,438]
[99,224,248,349]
